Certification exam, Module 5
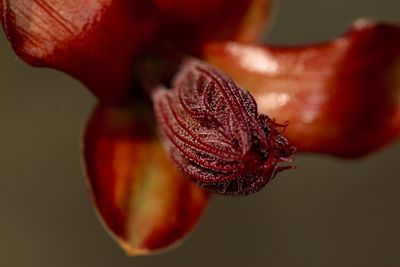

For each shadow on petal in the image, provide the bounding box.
[83,104,209,255]
[203,20,400,157]
[0,0,272,104]
[154,0,271,48]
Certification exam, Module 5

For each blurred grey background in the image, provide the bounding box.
[0,0,399,266]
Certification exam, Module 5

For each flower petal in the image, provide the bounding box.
[83,104,209,255]
[1,0,160,104]
[153,0,271,45]
[203,20,400,157]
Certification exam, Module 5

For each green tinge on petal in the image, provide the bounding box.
[83,104,209,255]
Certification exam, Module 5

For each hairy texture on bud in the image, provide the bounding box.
[153,60,295,196]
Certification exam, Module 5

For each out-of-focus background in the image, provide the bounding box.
[0,0,399,266]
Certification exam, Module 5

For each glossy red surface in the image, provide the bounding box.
[204,20,400,157]
[0,0,270,104]
[83,104,209,255]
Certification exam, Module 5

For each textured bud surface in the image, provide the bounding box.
[153,60,295,196]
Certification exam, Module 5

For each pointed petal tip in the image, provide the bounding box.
[351,18,399,31]
[118,231,186,256]
[352,18,378,30]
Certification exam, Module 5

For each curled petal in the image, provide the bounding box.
[203,20,400,157]
[83,104,209,255]
[1,0,160,104]
[152,60,295,196]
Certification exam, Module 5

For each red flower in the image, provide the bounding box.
[1,0,399,255]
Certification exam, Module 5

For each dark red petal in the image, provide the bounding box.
[152,59,295,196]
[83,104,209,255]
[203,20,400,157]
[153,0,271,53]
[1,0,160,104]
